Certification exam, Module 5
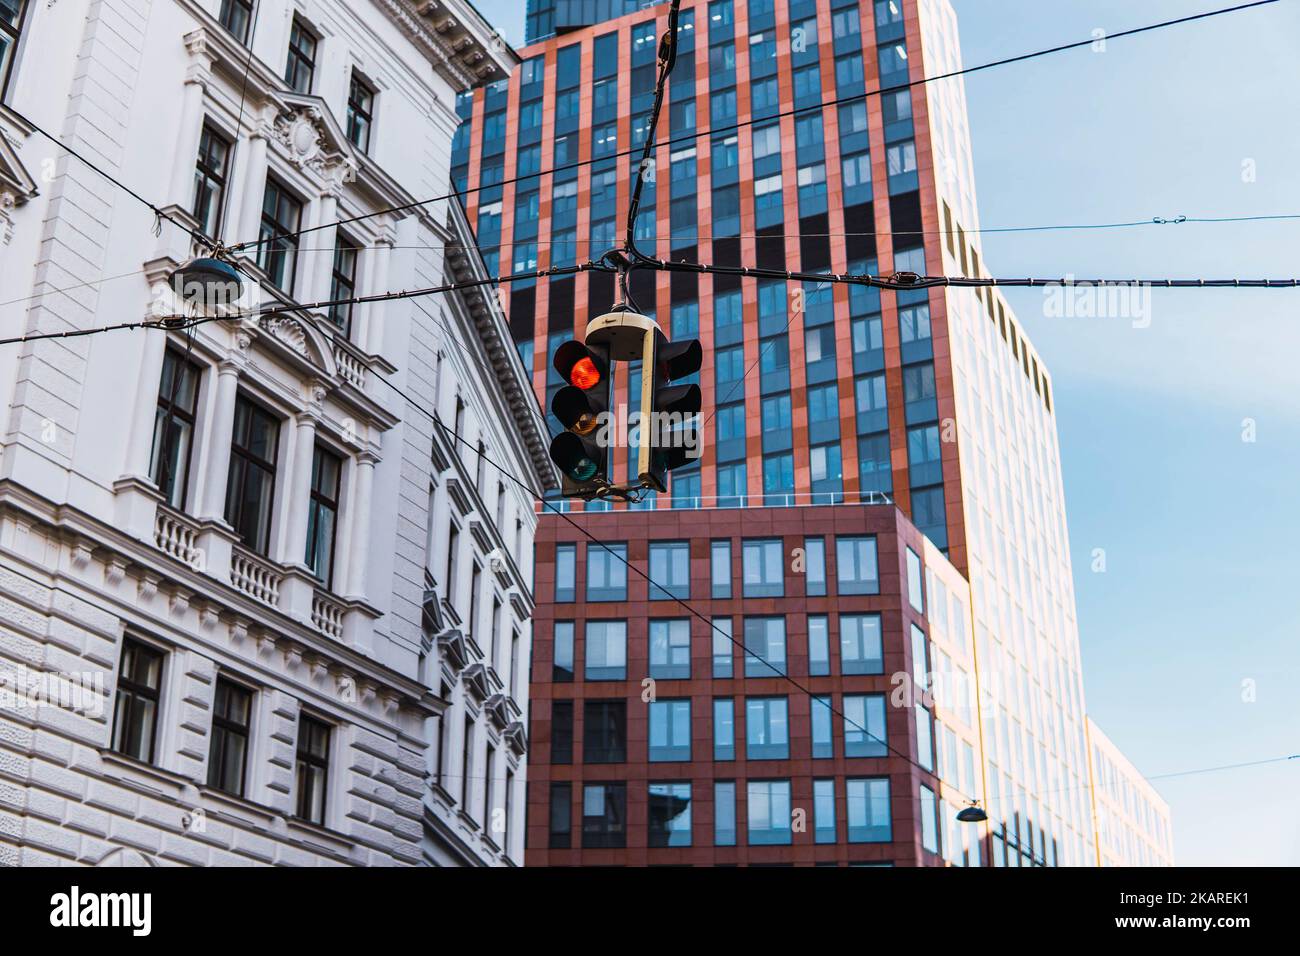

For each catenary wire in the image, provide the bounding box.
[0,262,610,347]
[230,0,263,181]
[556,213,1300,247]
[285,212,1300,253]
[7,107,207,247]
[1146,753,1299,782]
[5,263,1299,350]
[0,268,154,309]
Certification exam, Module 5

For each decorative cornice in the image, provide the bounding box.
[380,0,516,91]
[443,199,556,491]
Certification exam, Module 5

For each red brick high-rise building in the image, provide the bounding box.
[454,0,1168,865]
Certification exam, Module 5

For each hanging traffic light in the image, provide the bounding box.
[639,332,702,493]
[549,340,613,496]
[551,304,706,499]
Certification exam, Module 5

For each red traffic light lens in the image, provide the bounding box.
[569,357,601,390]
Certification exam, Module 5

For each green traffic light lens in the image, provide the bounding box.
[569,457,598,481]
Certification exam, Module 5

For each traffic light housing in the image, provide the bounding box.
[639,333,703,493]
[549,340,613,497]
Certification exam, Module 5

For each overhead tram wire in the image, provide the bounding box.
[5,259,1299,351]
[543,212,1300,246]
[995,753,1300,806]
[268,209,1300,254]
[7,107,207,249]
[0,261,612,348]
[219,0,1280,257]
[231,0,263,154]
[0,267,155,309]
[1146,753,1300,782]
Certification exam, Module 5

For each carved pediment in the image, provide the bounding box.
[504,721,527,757]
[272,96,358,188]
[484,693,511,731]
[0,128,39,245]
[436,627,468,672]
[422,582,445,634]
[255,314,337,378]
[461,662,491,703]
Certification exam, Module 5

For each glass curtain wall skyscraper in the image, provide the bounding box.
[458,0,1170,865]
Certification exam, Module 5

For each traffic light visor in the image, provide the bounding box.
[658,338,702,382]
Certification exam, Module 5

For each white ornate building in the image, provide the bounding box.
[0,0,548,866]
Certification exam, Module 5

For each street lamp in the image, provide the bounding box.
[169,256,244,313]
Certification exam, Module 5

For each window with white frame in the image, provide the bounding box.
[225,395,280,556]
[328,235,358,335]
[207,677,253,796]
[284,17,317,93]
[111,638,164,764]
[305,444,342,586]
[257,177,303,294]
[346,71,375,152]
[218,0,253,45]
[295,714,331,825]
[192,124,232,239]
[150,348,202,510]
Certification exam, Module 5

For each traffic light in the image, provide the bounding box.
[549,340,613,497]
[639,332,703,493]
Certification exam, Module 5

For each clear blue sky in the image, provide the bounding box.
[474,0,1300,866]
